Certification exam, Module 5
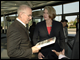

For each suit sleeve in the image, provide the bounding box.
[76,23,78,32]
[59,54,69,59]
[71,31,79,59]
[7,29,32,58]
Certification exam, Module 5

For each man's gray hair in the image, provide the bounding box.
[17,4,30,15]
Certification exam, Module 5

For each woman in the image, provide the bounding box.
[33,6,65,59]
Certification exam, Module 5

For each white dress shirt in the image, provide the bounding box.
[16,18,26,27]
[59,54,69,59]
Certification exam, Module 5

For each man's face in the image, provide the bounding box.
[62,22,67,27]
[22,8,32,24]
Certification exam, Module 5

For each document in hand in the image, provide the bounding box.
[36,37,56,48]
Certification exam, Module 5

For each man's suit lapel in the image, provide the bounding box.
[15,20,29,37]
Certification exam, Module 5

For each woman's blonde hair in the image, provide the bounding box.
[44,6,56,20]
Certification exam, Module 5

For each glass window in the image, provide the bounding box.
[42,17,44,21]
[1,16,8,30]
[64,1,79,14]
[28,20,32,29]
[32,9,41,12]
[16,14,18,16]
[53,5,62,14]
[1,17,4,27]
[55,16,61,22]
[42,5,62,14]
[42,8,44,10]
[33,19,41,24]
[1,17,3,22]
[28,18,41,29]
[8,14,16,16]
[65,15,77,22]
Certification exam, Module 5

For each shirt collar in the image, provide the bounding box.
[16,18,26,27]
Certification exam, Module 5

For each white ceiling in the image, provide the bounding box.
[1,1,77,16]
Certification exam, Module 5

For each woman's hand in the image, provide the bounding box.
[38,52,44,59]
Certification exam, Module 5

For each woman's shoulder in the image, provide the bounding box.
[37,21,45,25]
[53,20,61,24]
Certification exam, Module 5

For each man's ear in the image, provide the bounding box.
[19,12,23,18]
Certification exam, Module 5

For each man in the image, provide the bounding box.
[61,19,68,57]
[52,30,79,59]
[7,4,41,59]
[61,19,68,42]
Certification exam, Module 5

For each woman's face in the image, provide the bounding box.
[43,9,50,20]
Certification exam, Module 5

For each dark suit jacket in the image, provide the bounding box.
[7,20,32,59]
[76,22,79,33]
[71,30,79,59]
[61,30,79,59]
[33,20,65,59]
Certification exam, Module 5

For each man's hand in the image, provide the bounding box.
[61,49,65,55]
[38,52,44,59]
[52,49,65,56]
[31,45,41,53]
